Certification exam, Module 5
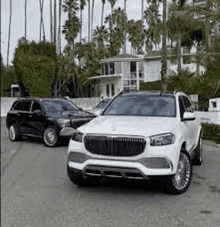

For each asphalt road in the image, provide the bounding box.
[1,117,220,227]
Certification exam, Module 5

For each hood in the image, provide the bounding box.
[78,115,179,137]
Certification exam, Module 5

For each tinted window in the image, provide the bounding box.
[32,101,42,112]
[103,94,176,117]
[23,101,32,111]
[42,99,78,113]
[13,102,23,111]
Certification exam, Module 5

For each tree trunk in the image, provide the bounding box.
[88,0,90,42]
[141,0,143,21]
[123,0,126,54]
[54,0,57,48]
[101,1,104,27]
[80,7,83,43]
[161,0,167,91]
[91,0,95,41]
[25,0,27,39]
[177,36,182,73]
[7,0,12,68]
[58,0,62,53]
[50,0,54,42]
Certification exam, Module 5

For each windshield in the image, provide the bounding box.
[95,100,111,109]
[42,99,79,113]
[103,94,176,117]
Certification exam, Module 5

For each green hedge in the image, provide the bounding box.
[202,123,220,144]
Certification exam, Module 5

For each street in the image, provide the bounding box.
[1,117,220,227]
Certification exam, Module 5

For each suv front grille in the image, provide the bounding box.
[84,135,146,156]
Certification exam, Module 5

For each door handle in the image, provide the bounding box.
[16,114,21,117]
[28,115,33,118]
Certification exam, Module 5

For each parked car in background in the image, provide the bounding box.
[66,91,202,194]
[88,99,112,116]
[6,98,96,147]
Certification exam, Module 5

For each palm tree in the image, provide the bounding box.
[91,0,95,41]
[7,0,12,68]
[25,0,27,39]
[123,0,126,53]
[101,0,106,27]
[79,0,86,43]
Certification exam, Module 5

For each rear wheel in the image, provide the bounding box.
[9,123,21,141]
[192,134,203,165]
[43,126,59,147]
[165,150,192,195]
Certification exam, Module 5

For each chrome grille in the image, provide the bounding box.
[84,135,146,156]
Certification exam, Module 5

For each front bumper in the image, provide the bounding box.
[67,135,181,179]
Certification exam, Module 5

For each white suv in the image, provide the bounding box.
[66,91,202,194]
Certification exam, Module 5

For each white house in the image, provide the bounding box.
[89,51,205,99]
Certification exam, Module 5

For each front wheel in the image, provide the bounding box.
[43,126,59,147]
[9,123,21,141]
[165,150,192,195]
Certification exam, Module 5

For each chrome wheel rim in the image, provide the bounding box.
[9,125,16,140]
[172,153,191,190]
[44,128,57,146]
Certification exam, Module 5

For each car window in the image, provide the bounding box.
[182,96,194,112]
[103,94,176,117]
[42,99,78,113]
[32,101,42,112]
[13,102,23,111]
[179,98,185,119]
[22,101,32,112]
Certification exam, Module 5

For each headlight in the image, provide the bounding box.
[72,131,84,142]
[150,133,175,146]
[57,119,71,128]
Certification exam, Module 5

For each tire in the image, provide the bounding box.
[9,123,21,141]
[43,126,59,147]
[192,134,203,165]
[67,166,92,187]
[165,150,192,195]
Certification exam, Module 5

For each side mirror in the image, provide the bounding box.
[182,112,196,121]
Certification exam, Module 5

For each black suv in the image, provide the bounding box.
[6,98,96,147]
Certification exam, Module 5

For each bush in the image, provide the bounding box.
[202,123,220,144]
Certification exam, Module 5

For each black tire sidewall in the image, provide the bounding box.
[43,126,59,147]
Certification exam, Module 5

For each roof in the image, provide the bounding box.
[100,54,143,63]
[120,90,177,97]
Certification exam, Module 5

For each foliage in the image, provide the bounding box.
[13,39,57,97]
[202,123,220,144]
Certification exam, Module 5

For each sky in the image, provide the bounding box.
[2,0,163,66]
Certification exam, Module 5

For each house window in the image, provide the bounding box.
[111,84,115,96]
[106,84,110,97]
[102,64,105,75]
[212,102,217,108]
[104,63,109,75]
[115,62,122,74]
[183,55,191,64]
[109,63,115,75]
[139,62,144,79]
[170,57,177,65]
